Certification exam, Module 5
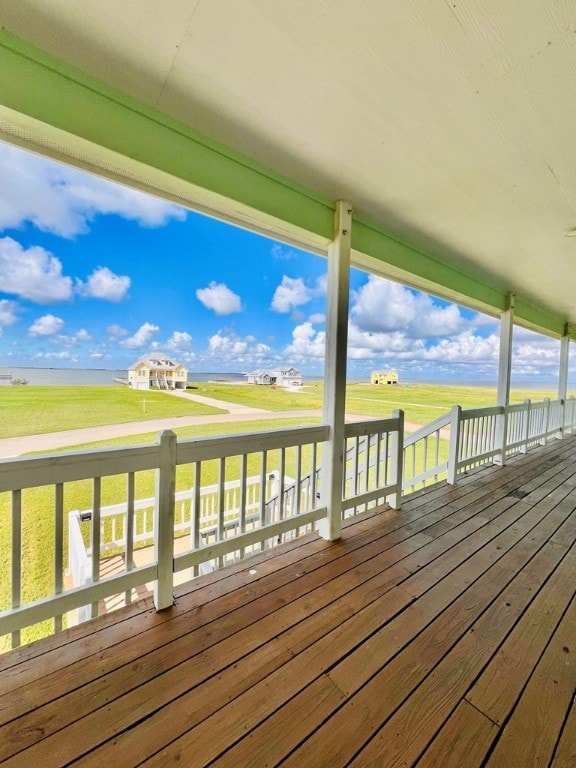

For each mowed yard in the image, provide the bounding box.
[0,385,224,439]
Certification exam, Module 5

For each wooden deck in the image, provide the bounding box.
[0,437,575,767]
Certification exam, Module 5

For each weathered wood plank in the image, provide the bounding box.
[484,596,576,768]
[413,700,498,768]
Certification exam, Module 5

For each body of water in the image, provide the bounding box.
[0,368,248,386]
[0,367,560,389]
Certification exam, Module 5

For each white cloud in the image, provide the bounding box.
[0,299,19,329]
[198,331,276,367]
[271,275,325,313]
[119,322,160,349]
[309,313,326,324]
[0,142,186,237]
[51,329,93,348]
[0,237,73,303]
[166,331,193,351]
[208,331,248,356]
[34,350,77,362]
[351,276,465,338]
[196,282,242,315]
[106,324,128,338]
[29,314,65,336]
[283,322,326,359]
[78,267,131,302]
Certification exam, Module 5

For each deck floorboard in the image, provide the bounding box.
[1,437,576,767]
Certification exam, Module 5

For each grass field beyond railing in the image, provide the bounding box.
[0,386,224,438]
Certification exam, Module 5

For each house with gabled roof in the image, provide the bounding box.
[245,367,302,387]
[128,353,187,390]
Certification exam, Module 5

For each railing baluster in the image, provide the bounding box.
[259,450,267,550]
[278,448,286,521]
[54,483,64,634]
[311,442,318,502]
[11,489,22,648]
[125,472,135,605]
[91,477,101,619]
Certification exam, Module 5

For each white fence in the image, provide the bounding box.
[0,416,402,647]
[1,398,575,649]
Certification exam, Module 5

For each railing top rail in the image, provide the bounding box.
[459,405,503,420]
[177,424,330,464]
[0,443,160,493]
[403,411,451,447]
[344,416,401,438]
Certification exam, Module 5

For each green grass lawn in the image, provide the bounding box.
[187,381,561,429]
[0,386,224,438]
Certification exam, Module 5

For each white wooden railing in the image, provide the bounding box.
[0,417,403,648]
[1,398,575,650]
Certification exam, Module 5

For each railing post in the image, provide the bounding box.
[521,399,531,453]
[558,324,570,438]
[541,397,550,445]
[493,406,507,466]
[154,429,176,611]
[389,410,404,509]
[447,405,462,485]
[318,200,351,542]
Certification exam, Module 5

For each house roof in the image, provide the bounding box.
[130,354,185,371]
[1,3,576,337]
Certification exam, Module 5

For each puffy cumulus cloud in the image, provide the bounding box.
[0,142,185,237]
[51,329,92,348]
[0,237,73,303]
[351,276,465,339]
[201,331,275,367]
[166,331,193,352]
[208,332,248,356]
[309,313,326,325]
[271,275,325,313]
[196,282,243,315]
[283,322,326,359]
[420,331,500,363]
[77,267,131,302]
[119,322,160,349]
[29,314,65,336]
[0,299,19,330]
[34,350,77,362]
[106,324,128,338]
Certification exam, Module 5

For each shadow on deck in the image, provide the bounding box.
[0,436,575,767]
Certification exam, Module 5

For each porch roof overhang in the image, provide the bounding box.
[1,2,576,338]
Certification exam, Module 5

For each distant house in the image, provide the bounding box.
[128,354,188,390]
[370,369,399,385]
[245,367,303,387]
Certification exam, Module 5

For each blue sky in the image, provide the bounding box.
[0,140,566,383]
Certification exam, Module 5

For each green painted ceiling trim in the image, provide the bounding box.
[0,30,569,338]
[352,216,505,310]
[513,297,565,338]
[0,29,335,240]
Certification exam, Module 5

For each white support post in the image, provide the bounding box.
[154,429,176,610]
[495,293,514,466]
[389,410,404,509]
[447,405,462,485]
[559,324,571,437]
[497,292,514,407]
[317,200,352,541]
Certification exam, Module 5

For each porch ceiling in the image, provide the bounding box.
[1,2,576,334]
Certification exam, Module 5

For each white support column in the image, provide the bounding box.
[494,294,514,465]
[154,429,176,610]
[317,200,352,542]
[559,323,571,401]
[497,292,515,407]
[558,323,571,437]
